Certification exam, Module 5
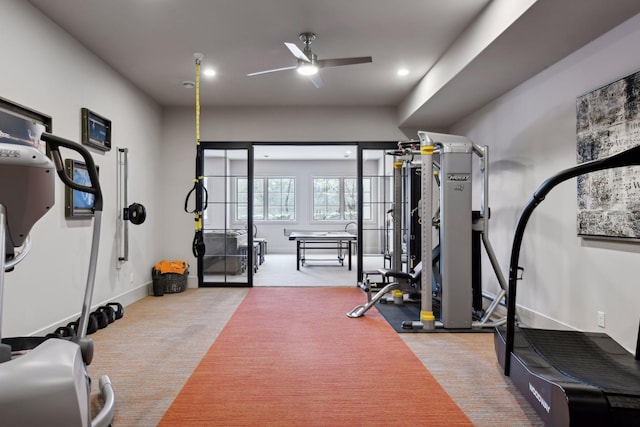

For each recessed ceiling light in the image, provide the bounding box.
[181,80,195,89]
[397,68,409,77]
[203,68,217,77]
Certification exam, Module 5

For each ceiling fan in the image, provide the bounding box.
[246,32,372,88]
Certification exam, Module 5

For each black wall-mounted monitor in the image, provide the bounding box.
[81,108,111,151]
[65,159,98,218]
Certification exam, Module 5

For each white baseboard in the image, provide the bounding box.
[32,282,152,337]
[188,276,198,288]
[515,304,576,330]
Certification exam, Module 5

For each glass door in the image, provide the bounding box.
[357,142,398,279]
[199,142,253,287]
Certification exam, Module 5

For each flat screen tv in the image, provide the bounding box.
[65,159,98,218]
[81,108,111,151]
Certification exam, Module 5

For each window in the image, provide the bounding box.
[313,178,341,220]
[267,177,295,220]
[236,177,295,221]
[313,177,371,221]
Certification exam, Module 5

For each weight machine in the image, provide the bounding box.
[348,131,507,330]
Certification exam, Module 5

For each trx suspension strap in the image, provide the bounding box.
[184,53,208,257]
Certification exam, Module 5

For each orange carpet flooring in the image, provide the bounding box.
[159,287,473,426]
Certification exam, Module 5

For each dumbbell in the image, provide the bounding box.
[97,305,116,324]
[68,313,99,335]
[106,302,124,320]
[92,310,109,329]
[53,325,76,338]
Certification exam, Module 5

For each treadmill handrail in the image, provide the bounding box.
[504,143,640,375]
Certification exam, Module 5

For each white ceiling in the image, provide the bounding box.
[27,0,640,130]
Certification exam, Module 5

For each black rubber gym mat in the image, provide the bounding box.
[374,300,424,333]
[374,299,492,333]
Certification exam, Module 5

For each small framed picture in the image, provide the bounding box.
[81,108,111,151]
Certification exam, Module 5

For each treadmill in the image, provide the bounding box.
[494,144,640,426]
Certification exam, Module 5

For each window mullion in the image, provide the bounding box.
[263,179,268,221]
[340,178,345,221]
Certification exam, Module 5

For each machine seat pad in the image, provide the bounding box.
[377,268,416,281]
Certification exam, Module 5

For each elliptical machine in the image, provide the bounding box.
[0,133,115,426]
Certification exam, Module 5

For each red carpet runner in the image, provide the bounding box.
[159,287,472,426]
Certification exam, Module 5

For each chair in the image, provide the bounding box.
[253,224,267,265]
[344,222,357,256]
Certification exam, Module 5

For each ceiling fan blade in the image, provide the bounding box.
[317,56,372,68]
[309,73,324,88]
[285,42,310,62]
[247,66,297,77]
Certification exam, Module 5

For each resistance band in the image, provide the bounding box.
[184,53,208,257]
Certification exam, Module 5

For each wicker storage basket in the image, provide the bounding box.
[152,267,188,296]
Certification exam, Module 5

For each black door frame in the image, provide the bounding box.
[198,142,253,287]
[197,140,398,287]
[357,141,399,281]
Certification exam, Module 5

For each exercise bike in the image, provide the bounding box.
[0,133,115,426]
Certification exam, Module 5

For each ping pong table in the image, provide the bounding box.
[288,231,357,270]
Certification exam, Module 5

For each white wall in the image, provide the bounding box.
[450,12,640,351]
[0,0,163,336]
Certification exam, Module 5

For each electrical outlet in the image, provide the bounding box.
[597,311,605,328]
[129,272,134,284]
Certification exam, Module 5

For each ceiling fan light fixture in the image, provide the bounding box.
[247,32,371,86]
[297,63,319,76]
